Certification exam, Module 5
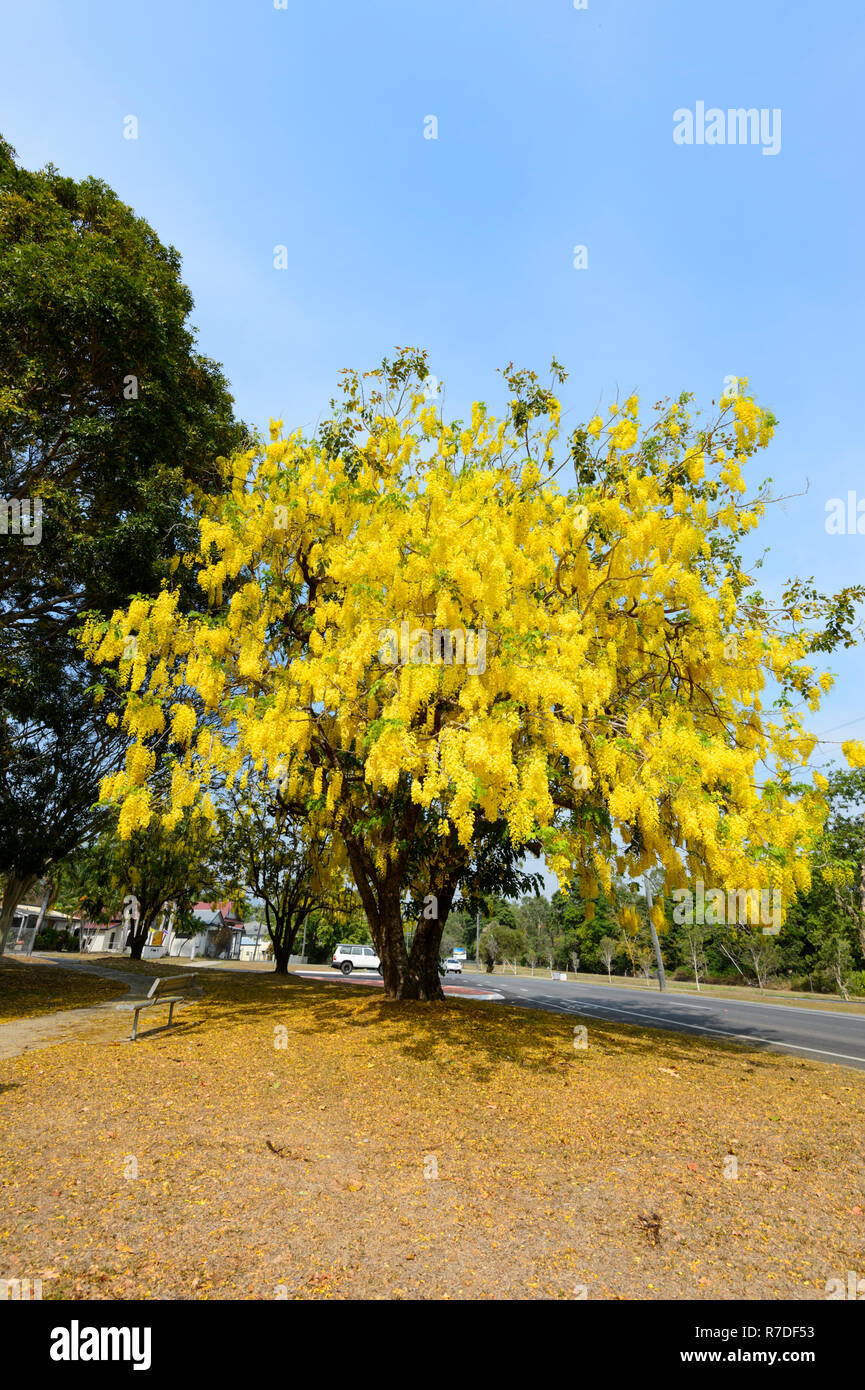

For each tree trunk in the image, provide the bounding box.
[859,810,865,958]
[343,830,455,1001]
[128,915,155,961]
[369,896,447,1001]
[273,925,299,975]
[0,873,38,956]
[377,896,422,998]
[407,914,446,1001]
[268,910,300,975]
[274,945,291,975]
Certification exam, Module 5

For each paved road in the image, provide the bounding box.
[461,970,865,1071]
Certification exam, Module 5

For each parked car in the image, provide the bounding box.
[331,943,381,975]
[442,957,463,974]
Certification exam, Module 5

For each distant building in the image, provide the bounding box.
[79,918,128,953]
[3,904,76,954]
[238,921,272,961]
[4,896,248,961]
[83,900,244,960]
[188,901,243,960]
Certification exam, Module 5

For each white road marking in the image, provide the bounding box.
[544,997,865,1065]
[483,976,865,1023]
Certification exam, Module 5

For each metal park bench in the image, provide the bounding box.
[116,972,204,1041]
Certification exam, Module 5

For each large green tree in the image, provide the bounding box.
[0,135,246,950]
[66,806,225,960]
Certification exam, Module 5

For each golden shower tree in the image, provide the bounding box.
[82,351,842,999]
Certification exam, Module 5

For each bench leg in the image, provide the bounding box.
[129,997,187,1041]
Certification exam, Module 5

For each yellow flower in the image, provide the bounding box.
[609,419,638,451]
[170,703,197,748]
[80,361,823,952]
[842,740,865,769]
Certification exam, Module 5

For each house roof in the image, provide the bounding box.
[14,905,76,922]
[193,910,243,933]
[193,900,242,925]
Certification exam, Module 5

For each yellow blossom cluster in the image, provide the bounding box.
[79,366,826,922]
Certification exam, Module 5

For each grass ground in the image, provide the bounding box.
[1,962,863,1300]
[0,958,127,1020]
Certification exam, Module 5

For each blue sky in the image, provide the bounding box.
[2,0,864,801]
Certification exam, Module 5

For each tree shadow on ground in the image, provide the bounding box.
[178,970,802,1087]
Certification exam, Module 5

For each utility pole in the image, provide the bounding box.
[644,874,666,991]
[30,879,52,955]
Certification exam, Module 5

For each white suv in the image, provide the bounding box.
[443,957,463,974]
[331,943,381,975]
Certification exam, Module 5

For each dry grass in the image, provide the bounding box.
[1,966,863,1300]
[0,958,127,1020]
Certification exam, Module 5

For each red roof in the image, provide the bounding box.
[194,901,242,925]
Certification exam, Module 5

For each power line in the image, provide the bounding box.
[815,713,865,737]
